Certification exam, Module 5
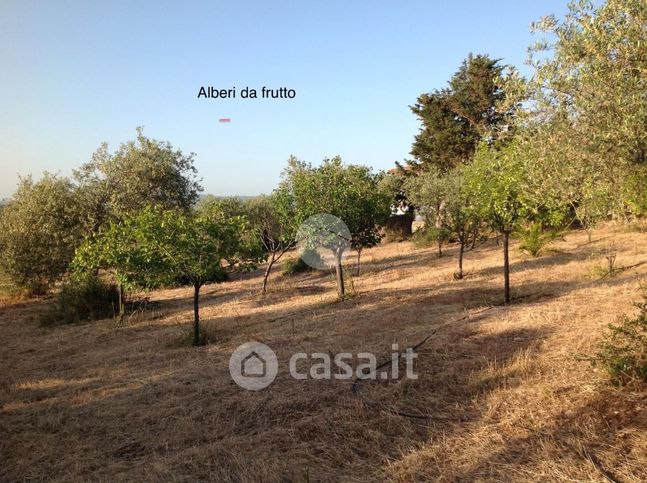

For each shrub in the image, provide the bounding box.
[40,275,119,326]
[282,257,310,275]
[283,255,314,275]
[411,226,450,248]
[594,287,647,385]
[517,222,565,257]
[0,271,29,303]
[282,249,323,276]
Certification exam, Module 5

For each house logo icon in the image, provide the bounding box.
[241,351,266,378]
[229,342,278,390]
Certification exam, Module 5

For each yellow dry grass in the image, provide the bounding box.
[1,224,646,482]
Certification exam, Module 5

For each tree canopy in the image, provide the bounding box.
[410,54,514,172]
[74,127,202,229]
[0,174,83,293]
[74,205,262,344]
[281,156,391,297]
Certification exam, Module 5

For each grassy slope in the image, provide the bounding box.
[1,224,646,482]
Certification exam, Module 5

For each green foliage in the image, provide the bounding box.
[197,195,267,260]
[442,169,483,245]
[73,210,165,291]
[465,142,529,235]
[245,191,298,255]
[405,166,482,275]
[74,127,202,229]
[378,168,415,216]
[0,174,83,293]
[465,141,534,302]
[280,156,391,296]
[282,256,313,276]
[0,271,28,302]
[411,226,450,248]
[409,54,515,172]
[527,0,647,169]
[575,178,614,235]
[623,167,647,217]
[513,0,647,226]
[40,275,119,326]
[248,192,298,291]
[196,196,247,218]
[286,157,391,246]
[517,222,565,257]
[403,166,445,228]
[594,286,647,385]
[198,192,299,293]
[73,205,263,345]
[0,130,204,295]
[198,193,298,256]
[75,205,261,290]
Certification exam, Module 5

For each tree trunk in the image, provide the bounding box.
[356,248,362,276]
[437,239,443,258]
[334,251,345,299]
[503,232,511,304]
[193,283,201,346]
[457,242,464,279]
[118,284,125,322]
[262,253,277,295]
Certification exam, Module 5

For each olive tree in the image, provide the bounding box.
[403,166,448,257]
[404,168,482,279]
[245,191,298,294]
[466,143,529,304]
[505,0,647,232]
[0,174,83,293]
[74,127,202,229]
[527,0,646,170]
[441,170,482,279]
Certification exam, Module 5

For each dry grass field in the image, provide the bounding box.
[1,224,647,482]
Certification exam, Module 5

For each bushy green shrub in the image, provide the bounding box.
[40,275,119,326]
[282,249,324,276]
[411,226,450,248]
[517,222,564,257]
[282,257,310,275]
[0,271,28,302]
[594,288,647,385]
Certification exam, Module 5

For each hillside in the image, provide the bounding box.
[1,224,646,481]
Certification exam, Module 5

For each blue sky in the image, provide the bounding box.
[0,0,569,199]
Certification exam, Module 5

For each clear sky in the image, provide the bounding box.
[0,0,569,199]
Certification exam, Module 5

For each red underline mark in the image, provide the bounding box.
[219,118,231,123]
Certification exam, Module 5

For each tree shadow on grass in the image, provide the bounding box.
[0,290,559,482]
[4,240,645,481]
[126,262,646,350]
[5,230,645,479]
[358,325,553,421]
[436,385,647,482]
[474,245,598,279]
